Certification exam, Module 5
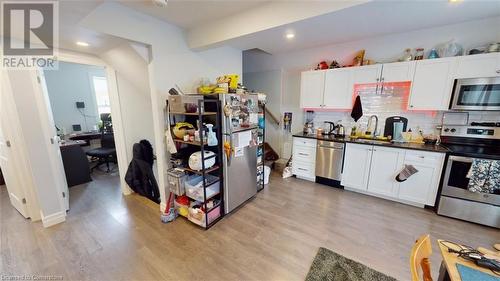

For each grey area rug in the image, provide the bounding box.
[305,247,398,281]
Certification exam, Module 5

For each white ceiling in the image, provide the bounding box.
[118,0,268,29]
[226,0,500,54]
[3,0,499,56]
[57,0,129,55]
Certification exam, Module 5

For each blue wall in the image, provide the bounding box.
[44,62,106,134]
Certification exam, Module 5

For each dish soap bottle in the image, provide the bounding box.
[206,124,218,146]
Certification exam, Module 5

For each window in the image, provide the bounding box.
[92,76,110,114]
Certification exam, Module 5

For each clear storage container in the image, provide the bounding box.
[184,174,220,202]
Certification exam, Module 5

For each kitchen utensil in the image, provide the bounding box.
[188,151,216,171]
[393,122,405,143]
[336,124,345,137]
[383,116,408,137]
[322,121,335,135]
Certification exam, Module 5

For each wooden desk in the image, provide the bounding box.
[437,239,498,281]
[68,132,102,141]
[59,141,91,187]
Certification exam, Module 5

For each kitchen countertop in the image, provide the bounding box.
[293,132,450,153]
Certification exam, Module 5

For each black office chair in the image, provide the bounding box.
[86,133,117,173]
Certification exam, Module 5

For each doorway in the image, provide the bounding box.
[42,61,121,210]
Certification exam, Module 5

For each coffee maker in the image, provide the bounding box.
[303,110,315,134]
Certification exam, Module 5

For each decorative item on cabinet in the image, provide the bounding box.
[352,50,365,66]
[316,61,329,70]
[428,48,439,59]
[414,48,424,60]
[401,48,413,61]
[437,40,463,57]
[329,60,341,69]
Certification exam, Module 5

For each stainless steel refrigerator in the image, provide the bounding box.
[220,94,259,213]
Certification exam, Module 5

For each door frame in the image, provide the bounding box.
[47,50,132,196]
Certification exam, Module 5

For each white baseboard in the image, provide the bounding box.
[41,211,66,228]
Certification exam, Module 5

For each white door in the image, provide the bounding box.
[381,61,416,83]
[408,57,457,110]
[367,146,404,197]
[36,70,70,210]
[300,70,325,108]
[323,68,353,109]
[0,73,29,218]
[351,64,383,85]
[341,143,373,191]
[455,53,500,79]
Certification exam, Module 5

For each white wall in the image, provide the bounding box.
[100,43,156,167]
[244,70,284,157]
[81,2,242,207]
[243,16,500,156]
[44,62,106,133]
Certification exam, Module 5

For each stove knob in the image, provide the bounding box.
[450,128,456,133]
[444,128,450,132]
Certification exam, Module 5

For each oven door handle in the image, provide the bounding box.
[448,155,474,163]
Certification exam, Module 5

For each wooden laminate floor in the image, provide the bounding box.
[1,172,498,281]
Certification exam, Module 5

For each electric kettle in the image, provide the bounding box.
[322,122,335,135]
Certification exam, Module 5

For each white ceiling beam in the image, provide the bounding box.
[187,0,370,50]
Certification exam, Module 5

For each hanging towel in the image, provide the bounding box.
[486,160,500,194]
[351,95,363,122]
[468,159,492,193]
[396,164,418,182]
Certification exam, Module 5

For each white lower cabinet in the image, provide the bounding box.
[341,143,373,191]
[292,137,317,181]
[342,143,445,207]
[367,147,405,197]
[398,151,445,206]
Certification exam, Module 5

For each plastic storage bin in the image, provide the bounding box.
[187,205,221,228]
[185,174,220,202]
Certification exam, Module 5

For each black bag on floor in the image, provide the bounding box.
[125,140,160,203]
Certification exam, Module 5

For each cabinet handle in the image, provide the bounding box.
[497,70,500,74]
[409,105,414,108]
[381,77,385,82]
[298,168,308,171]
[373,149,377,151]
[376,78,380,82]
[298,153,308,156]
[419,156,425,159]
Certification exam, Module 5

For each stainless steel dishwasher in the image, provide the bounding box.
[315,140,344,184]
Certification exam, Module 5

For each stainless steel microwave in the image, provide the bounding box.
[451,77,500,111]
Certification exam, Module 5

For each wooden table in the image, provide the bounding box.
[437,239,498,281]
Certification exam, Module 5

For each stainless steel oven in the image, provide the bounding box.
[438,155,500,228]
[451,77,500,111]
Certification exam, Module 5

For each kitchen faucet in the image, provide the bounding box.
[366,115,379,137]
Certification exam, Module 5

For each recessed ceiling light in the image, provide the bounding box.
[76,41,89,47]
[449,0,462,3]
[285,33,295,39]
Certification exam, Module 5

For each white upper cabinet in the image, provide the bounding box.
[341,143,373,191]
[351,64,383,85]
[408,57,458,110]
[455,53,500,79]
[323,68,353,109]
[367,146,405,197]
[381,61,416,83]
[300,70,326,108]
